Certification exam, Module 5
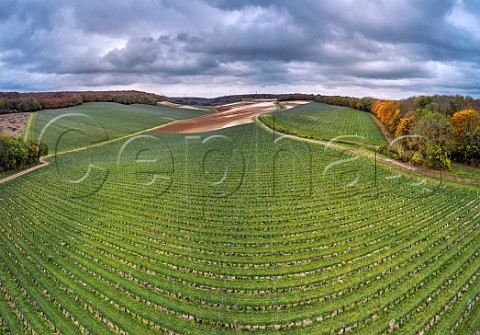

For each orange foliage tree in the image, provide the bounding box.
[449,109,480,140]
[371,100,401,134]
[395,116,415,137]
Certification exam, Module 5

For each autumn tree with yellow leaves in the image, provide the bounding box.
[449,109,480,165]
[371,100,402,134]
[449,109,480,140]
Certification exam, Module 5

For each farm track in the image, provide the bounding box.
[0,159,48,185]
[370,114,393,142]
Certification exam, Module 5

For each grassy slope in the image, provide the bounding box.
[19,112,36,143]
[0,122,478,334]
[32,102,207,152]
[262,102,387,145]
[447,164,480,181]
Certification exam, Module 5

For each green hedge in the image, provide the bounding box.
[0,135,48,173]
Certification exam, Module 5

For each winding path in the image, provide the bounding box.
[370,114,393,142]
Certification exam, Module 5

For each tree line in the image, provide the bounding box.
[168,94,279,106]
[0,136,48,173]
[369,97,477,169]
[279,94,480,169]
[0,91,166,114]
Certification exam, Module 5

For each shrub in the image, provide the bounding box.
[0,135,47,173]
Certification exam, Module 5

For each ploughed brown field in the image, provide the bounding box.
[154,99,309,133]
[0,112,29,138]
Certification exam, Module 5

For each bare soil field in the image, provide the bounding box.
[159,101,209,111]
[155,99,279,133]
[0,112,30,138]
[280,101,311,109]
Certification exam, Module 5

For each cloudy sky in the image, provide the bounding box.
[1,0,480,98]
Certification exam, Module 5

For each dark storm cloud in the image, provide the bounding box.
[0,0,480,97]
[102,36,220,75]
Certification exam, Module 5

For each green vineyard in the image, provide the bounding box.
[261,102,387,145]
[0,105,479,334]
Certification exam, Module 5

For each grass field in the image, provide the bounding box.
[19,112,36,143]
[0,115,479,334]
[261,102,388,145]
[448,164,480,181]
[32,102,207,152]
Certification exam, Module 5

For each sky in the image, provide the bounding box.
[1,0,480,99]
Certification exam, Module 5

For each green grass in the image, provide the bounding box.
[457,305,480,335]
[19,112,36,143]
[31,102,207,152]
[448,164,480,181]
[0,121,479,334]
[261,102,388,145]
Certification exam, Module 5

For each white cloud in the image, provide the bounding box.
[447,0,480,39]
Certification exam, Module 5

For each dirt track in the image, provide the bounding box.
[370,114,393,142]
[155,99,279,133]
[0,159,48,185]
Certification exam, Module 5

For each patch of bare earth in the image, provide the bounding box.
[155,99,280,133]
[0,112,30,138]
[159,101,209,111]
[280,101,312,109]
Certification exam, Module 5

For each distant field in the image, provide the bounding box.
[32,102,207,152]
[0,120,479,334]
[261,102,387,145]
